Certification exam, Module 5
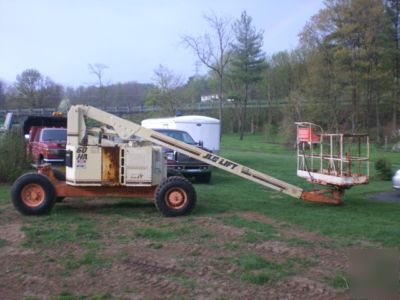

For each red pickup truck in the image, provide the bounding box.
[24,116,67,165]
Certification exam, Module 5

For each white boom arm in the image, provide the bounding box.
[67,105,342,204]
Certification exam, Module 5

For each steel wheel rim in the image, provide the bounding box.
[165,187,187,209]
[21,183,45,207]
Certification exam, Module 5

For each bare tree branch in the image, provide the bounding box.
[181,11,232,136]
[88,63,109,87]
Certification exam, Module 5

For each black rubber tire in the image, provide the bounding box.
[196,172,212,184]
[52,169,66,202]
[11,173,56,215]
[167,169,183,177]
[154,176,196,217]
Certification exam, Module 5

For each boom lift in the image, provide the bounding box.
[11,105,369,216]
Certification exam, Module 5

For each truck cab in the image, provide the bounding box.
[23,115,68,165]
[28,127,67,165]
[154,129,212,183]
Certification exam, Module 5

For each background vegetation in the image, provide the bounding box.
[0,0,399,144]
[0,131,29,182]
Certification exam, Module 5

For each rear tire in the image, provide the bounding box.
[11,173,56,215]
[196,172,211,184]
[154,176,196,217]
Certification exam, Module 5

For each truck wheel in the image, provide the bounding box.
[196,172,212,184]
[154,176,196,217]
[11,173,56,215]
[52,169,65,202]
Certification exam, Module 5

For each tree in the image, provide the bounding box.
[65,81,152,107]
[145,65,185,115]
[15,69,62,108]
[229,11,266,140]
[15,69,43,107]
[0,81,5,109]
[182,11,233,137]
[297,0,389,139]
[386,0,400,136]
[181,75,212,107]
[88,63,109,106]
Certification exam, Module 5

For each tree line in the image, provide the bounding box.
[0,0,399,142]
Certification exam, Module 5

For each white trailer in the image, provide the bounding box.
[142,115,220,153]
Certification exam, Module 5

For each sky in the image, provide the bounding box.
[0,0,324,87]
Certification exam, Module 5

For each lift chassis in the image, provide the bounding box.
[11,105,368,217]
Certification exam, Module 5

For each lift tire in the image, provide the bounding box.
[52,169,65,202]
[196,172,212,184]
[155,176,196,217]
[11,173,56,215]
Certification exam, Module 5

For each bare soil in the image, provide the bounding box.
[0,198,366,299]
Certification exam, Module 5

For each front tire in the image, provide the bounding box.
[11,173,56,215]
[154,176,196,217]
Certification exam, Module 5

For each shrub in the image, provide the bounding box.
[374,158,392,181]
[0,130,29,182]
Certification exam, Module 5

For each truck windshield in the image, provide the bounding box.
[156,130,196,145]
[41,129,67,141]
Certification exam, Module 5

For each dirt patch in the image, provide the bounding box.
[240,211,330,243]
[0,223,25,244]
[0,206,359,299]
[194,216,246,239]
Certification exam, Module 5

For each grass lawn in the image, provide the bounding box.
[0,133,399,298]
[193,133,400,247]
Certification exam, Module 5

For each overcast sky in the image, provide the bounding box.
[0,0,324,87]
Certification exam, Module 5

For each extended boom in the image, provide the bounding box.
[68,105,343,204]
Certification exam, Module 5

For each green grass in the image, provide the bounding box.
[3,133,400,250]
[237,253,274,271]
[221,133,291,154]
[22,213,100,247]
[61,250,111,270]
[193,134,400,247]
[167,274,197,289]
[54,292,112,300]
[323,273,350,290]
[0,186,10,204]
[0,238,6,247]
[134,225,192,241]
[233,253,294,284]
[369,144,400,167]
